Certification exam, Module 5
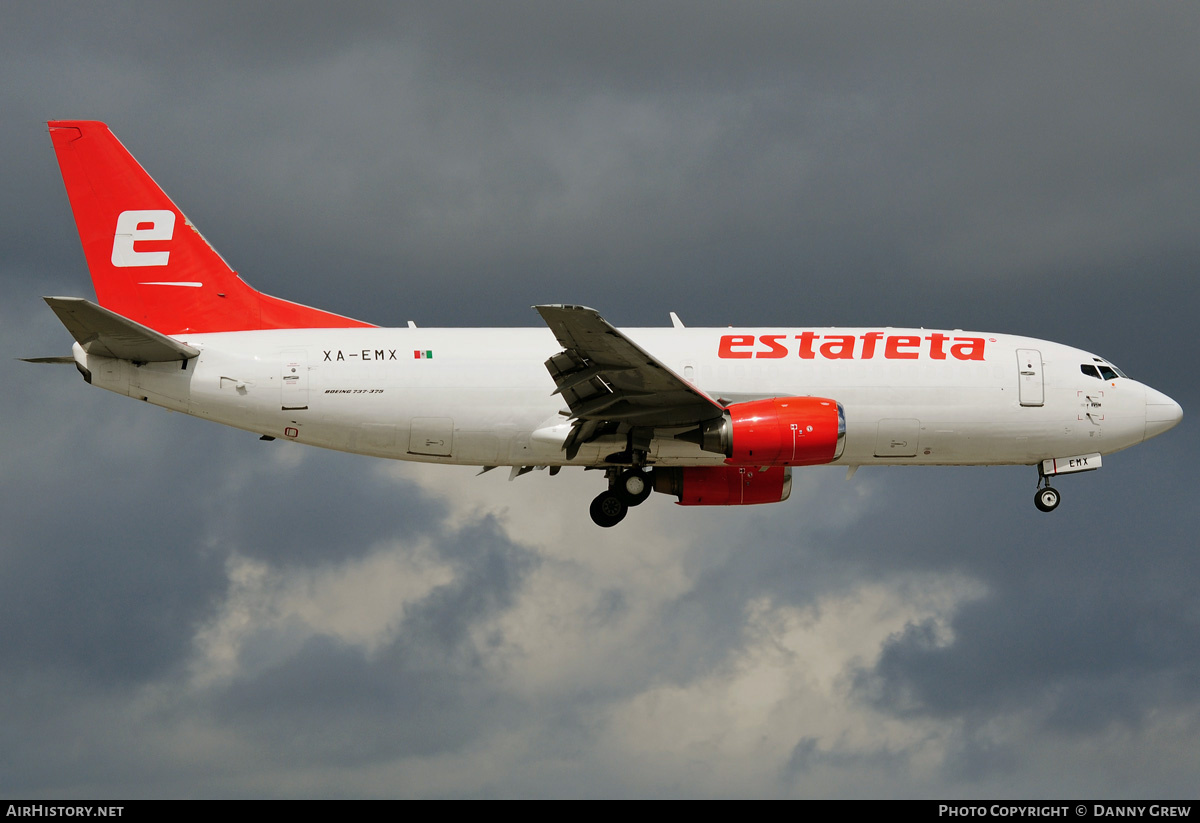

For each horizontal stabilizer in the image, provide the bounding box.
[19,356,77,364]
[43,296,198,363]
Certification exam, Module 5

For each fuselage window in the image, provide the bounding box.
[1081,364,1101,379]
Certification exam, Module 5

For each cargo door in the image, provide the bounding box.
[408,417,454,457]
[874,418,920,457]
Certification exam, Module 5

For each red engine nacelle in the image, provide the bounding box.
[685,396,846,467]
[653,466,793,506]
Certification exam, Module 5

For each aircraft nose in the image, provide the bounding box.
[1145,386,1183,441]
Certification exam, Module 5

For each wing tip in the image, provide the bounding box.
[534,304,596,313]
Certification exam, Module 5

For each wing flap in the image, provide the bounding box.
[534,305,724,458]
[43,296,199,363]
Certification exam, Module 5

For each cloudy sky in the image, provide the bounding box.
[2,1,1198,798]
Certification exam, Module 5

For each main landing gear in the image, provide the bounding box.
[589,467,653,527]
[1034,476,1061,513]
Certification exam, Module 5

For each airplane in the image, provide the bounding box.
[32,120,1183,527]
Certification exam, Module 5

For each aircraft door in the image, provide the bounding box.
[1017,349,1044,407]
[281,350,309,410]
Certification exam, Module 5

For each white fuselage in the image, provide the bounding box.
[73,325,1171,469]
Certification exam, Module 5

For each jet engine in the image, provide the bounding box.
[653,465,793,506]
[678,397,845,466]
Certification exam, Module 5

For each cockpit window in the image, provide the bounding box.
[1092,357,1128,379]
[1081,364,1101,379]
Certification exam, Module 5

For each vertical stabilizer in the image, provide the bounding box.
[48,121,373,334]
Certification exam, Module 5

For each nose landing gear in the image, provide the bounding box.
[1034,483,1061,513]
[1032,452,1101,512]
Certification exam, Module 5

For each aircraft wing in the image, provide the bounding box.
[44,296,199,364]
[534,304,724,458]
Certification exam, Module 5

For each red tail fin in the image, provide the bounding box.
[48,121,373,334]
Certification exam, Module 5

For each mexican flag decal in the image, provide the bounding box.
[414,350,433,359]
